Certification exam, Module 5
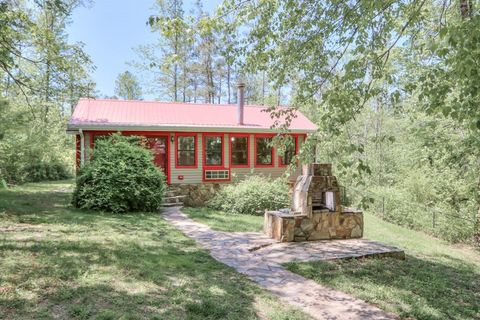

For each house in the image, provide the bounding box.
[67,84,317,188]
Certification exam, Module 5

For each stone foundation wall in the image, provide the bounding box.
[168,183,221,206]
[264,209,363,242]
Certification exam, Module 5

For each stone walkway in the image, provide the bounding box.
[252,238,405,264]
[162,207,402,320]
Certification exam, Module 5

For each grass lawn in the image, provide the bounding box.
[182,207,264,232]
[286,214,480,320]
[0,180,309,320]
[185,207,480,319]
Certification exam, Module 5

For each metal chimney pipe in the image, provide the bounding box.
[237,83,245,125]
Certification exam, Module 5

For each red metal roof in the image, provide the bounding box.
[67,98,317,133]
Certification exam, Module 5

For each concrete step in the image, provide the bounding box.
[163,195,187,204]
[161,202,184,208]
[165,190,179,197]
[165,188,189,196]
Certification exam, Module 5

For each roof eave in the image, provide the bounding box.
[66,123,317,134]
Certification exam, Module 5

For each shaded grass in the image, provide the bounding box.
[182,207,264,232]
[364,213,480,265]
[286,213,480,320]
[0,181,309,320]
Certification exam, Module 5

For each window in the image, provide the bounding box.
[230,135,249,166]
[280,136,297,166]
[176,135,196,167]
[204,135,223,166]
[204,169,229,181]
[255,136,273,166]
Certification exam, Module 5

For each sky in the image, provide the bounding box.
[67,0,221,100]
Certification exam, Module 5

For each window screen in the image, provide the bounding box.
[231,136,248,165]
[205,136,222,166]
[256,137,273,165]
[177,136,196,166]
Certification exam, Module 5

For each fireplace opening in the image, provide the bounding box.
[325,191,335,211]
[312,191,335,211]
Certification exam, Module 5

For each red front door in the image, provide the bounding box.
[146,137,168,177]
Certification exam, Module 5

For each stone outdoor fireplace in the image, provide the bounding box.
[264,163,363,242]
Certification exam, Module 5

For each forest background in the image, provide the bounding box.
[0,0,478,242]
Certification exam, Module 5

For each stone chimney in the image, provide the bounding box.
[237,83,245,125]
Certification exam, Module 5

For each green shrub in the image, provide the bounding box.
[72,134,166,213]
[24,161,71,182]
[207,175,289,215]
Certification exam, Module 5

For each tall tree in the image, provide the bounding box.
[220,0,480,241]
[114,71,142,100]
[194,1,219,103]
[0,0,95,184]
[28,0,95,119]
[142,0,190,101]
[399,0,480,241]
[0,1,33,93]
[133,0,242,104]
[216,15,238,104]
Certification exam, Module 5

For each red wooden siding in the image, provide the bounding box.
[82,130,306,185]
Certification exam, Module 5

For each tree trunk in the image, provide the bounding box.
[475,208,480,242]
[44,8,54,123]
[182,62,187,102]
[5,75,10,96]
[475,157,480,244]
[374,98,384,185]
[205,55,214,104]
[193,80,197,103]
[227,62,231,104]
[174,63,178,101]
[262,71,266,105]
[173,0,180,101]
[218,73,222,104]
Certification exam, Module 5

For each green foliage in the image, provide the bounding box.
[24,161,70,182]
[136,0,193,101]
[221,0,480,241]
[0,98,74,185]
[72,134,166,213]
[221,0,424,127]
[207,175,289,215]
[114,70,142,100]
[419,10,480,132]
[0,1,95,186]
[0,2,32,81]
[315,105,477,243]
[132,0,278,105]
